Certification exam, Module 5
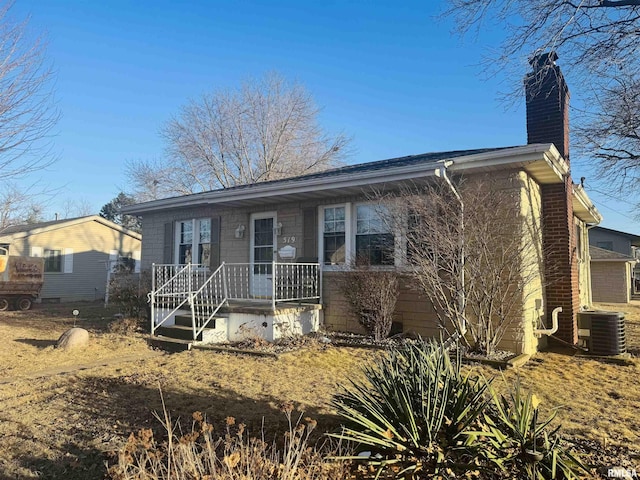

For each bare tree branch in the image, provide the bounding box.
[128,72,350,198]
[444,0,640,203]
[383,175,547,356]
[0,2,58,182]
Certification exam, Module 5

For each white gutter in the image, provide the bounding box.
[572,184,603,225]
[122,144,567,215]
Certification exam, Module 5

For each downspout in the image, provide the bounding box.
[434,161,466,336]
[585,223,598,308]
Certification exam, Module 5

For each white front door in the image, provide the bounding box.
[250,212,276,297]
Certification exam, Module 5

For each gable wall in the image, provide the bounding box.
[517,171,546,354]
[588,229,633,256]
[576,218,592,308]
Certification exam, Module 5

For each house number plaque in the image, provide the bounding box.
[282,236,296,244]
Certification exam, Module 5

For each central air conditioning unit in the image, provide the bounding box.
[577,311,626,356]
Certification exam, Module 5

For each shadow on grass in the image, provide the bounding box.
[17,444,107,480]
[6,374,341,480]
[14,338,57,348]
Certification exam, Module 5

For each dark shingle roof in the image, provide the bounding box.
[217,146,515,193]
[0,216,89,235]
[590,245,637,261]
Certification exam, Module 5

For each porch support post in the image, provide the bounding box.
[272,260,277,311]
[222,262,228,301]
[318,263,323,304]
[151,263,156,336]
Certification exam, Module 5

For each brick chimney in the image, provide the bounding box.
[525,52,579,346]
[525,51,570,162]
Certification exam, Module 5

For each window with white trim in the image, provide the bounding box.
[176,219,211,265]
[319,203,401,268]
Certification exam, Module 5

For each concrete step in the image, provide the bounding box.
[148,336,192,353]
[156,324,218,342]
[174,314,225,328]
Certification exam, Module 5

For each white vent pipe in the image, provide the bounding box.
[534,306,562,336]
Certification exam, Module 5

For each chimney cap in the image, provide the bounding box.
[529,51,558,69]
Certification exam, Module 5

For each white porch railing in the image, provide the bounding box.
[150,261,321,338]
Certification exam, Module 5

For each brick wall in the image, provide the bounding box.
[525,59,570,161]
[526,53,580,346]
[541,179,580,344]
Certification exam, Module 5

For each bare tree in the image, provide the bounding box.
[127,72,350,198]
[444,1,640,188]
[58,197,93,219]
[575,73,640,188]
[0,183,47,231]
[125,158,173,202]
[385,175,545,356]
[0,2,58,182]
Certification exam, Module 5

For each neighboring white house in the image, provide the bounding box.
[0,215,142,303]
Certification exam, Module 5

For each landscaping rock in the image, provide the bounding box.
[56,327,89,350]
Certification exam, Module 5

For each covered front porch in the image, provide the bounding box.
[149,262,322,347]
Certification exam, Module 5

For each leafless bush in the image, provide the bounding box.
[108,270,152,321]
[108,316,143,335]
[385,174,545,356]
[340,259,399,342]
[108,400,350,480]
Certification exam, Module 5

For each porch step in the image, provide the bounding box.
[148,336,192,353]
[156,324,215,342]
[174,314,226,328]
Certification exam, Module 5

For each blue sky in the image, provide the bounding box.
[13,0,639,233]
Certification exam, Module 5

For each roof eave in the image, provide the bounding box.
[0,215,142,241]
[122,144,569,215]
[573,185,603,225]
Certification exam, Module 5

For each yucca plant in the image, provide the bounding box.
[473,378,588,479]
[330,338,491,478]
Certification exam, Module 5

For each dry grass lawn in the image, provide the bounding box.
[0,301,639,479]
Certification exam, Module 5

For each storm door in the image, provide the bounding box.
[250,212,276,297]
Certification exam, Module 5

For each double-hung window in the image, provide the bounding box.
[355,205,394,265]
[320,203,397,267]
[176,219,211,265]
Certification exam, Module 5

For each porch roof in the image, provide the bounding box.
[123,143,582,214]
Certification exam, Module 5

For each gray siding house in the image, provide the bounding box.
[589,226,640,294]
[590,246,638,303]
